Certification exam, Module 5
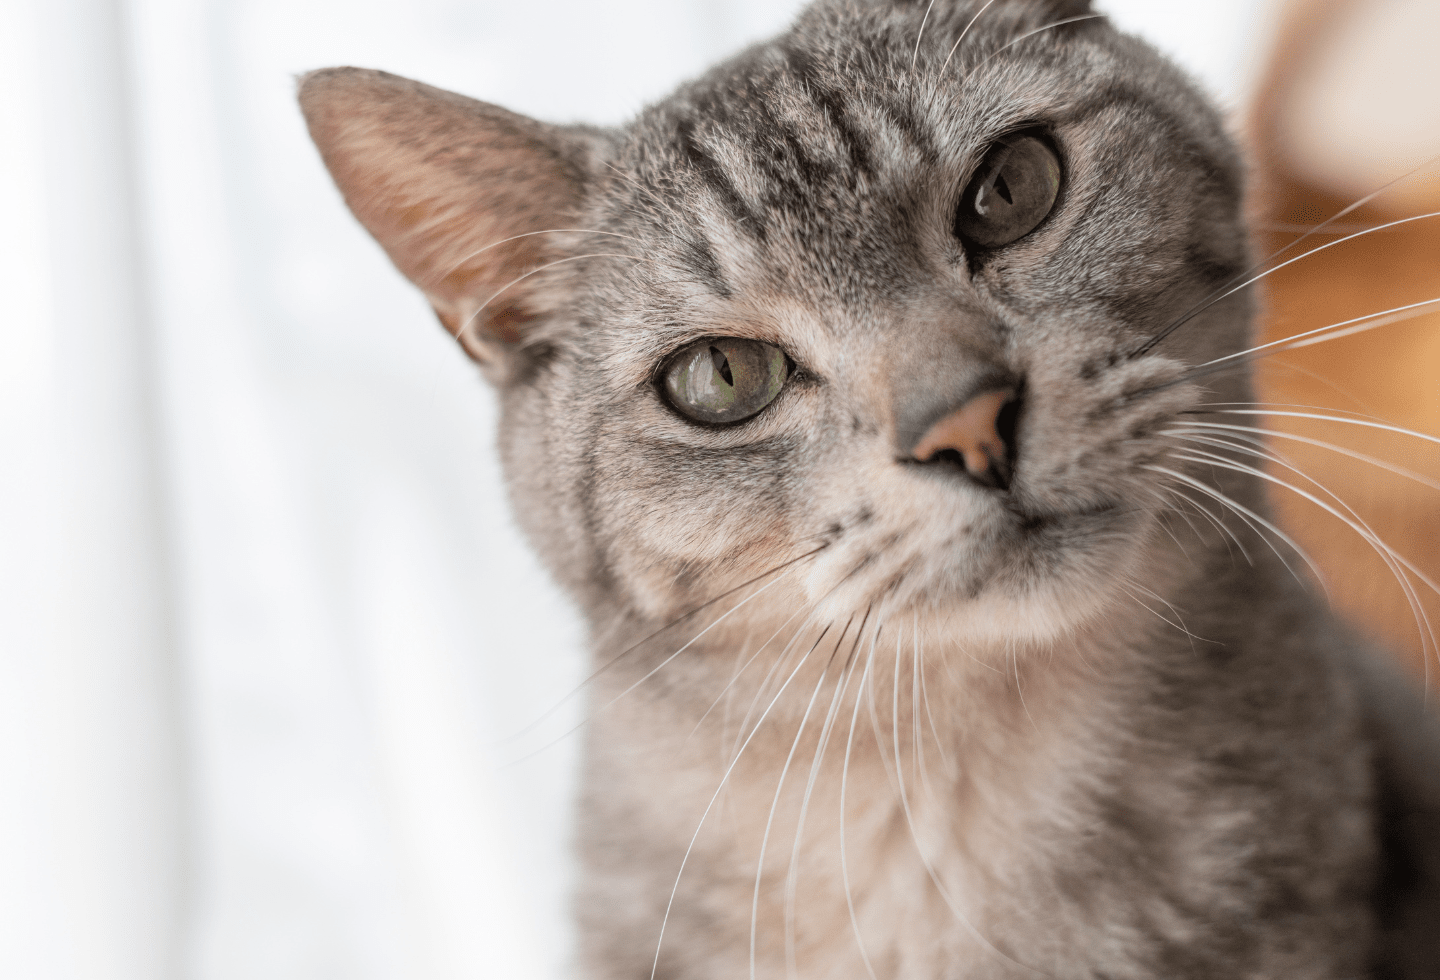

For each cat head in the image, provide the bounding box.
[300,0,1252,649]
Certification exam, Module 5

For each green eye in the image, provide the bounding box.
[955,134,1062,250]
[662,338,790,425]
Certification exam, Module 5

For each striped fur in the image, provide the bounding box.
[299,0,1440,976]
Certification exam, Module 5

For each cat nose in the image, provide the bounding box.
[907,386,1019,490]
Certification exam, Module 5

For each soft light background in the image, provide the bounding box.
[0,2,1277,978]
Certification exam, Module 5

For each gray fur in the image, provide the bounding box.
[298,0,1440,976]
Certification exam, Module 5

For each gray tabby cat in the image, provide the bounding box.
[298,0,1440,975]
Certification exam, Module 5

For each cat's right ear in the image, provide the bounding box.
[298,67,604,375]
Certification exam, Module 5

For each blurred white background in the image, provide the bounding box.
[0,1,1277,978]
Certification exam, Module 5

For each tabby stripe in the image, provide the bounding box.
[678,234,732,298]
[674,117,769,243]
[878,97,941,164]
[781,42,876,179]
[759,100,839,196]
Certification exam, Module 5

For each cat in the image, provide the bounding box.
[297,0,1440,976]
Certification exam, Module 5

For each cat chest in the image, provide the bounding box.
[582,700,1374,980]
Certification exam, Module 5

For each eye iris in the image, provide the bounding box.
[956,135,1061,250]
[664,338,788,424]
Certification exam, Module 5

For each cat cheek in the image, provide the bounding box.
[1016,356,1196,511]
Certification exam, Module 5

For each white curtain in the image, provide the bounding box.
[0,1,1270,978]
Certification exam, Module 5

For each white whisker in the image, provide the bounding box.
[874,621,1049,977]
[956,14,1105,85]
[1116,577,1213,646]
[1170,421,1440,494]
[1205,409,1440,449]
[732,616,830,766]
[1197,296,1440,369]
[937,0,1001,76]
[915,612,955,776]
[507,546,825,747]
[457,251,647,344]
[603,572,795,721]
[1134,211,1440,356]
[784,611,870,978]
[839,629,881,980]
[650,626,830,980]
[1166,442,1440,674]
[1144,462,1322,591]
[687,603,813,749]
[430,227,647,285]
[752,620,853,980]
[911,0,940,70]
[1155,480,1253,563]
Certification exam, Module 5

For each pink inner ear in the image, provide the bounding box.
[298,67,592,361]
[485,307,541,346]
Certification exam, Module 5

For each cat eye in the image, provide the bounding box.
[662,338,790,425]
[955,134,1062,250]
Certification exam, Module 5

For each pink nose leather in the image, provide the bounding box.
[910,389,1013,480]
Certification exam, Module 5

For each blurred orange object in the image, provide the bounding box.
[1248,0,1440,681]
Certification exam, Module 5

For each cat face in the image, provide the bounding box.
[301,0,1253,648]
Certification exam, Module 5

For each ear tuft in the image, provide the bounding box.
[298,68,601,368]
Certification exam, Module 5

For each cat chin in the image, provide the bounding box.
[799,578,1133,653]
[799,510,1161,652]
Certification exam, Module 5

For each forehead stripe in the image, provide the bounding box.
[674,117,770,243]
[781,43,877,179]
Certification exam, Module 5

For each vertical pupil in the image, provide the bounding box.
[710,346,734,386]
[992,171,1013,205]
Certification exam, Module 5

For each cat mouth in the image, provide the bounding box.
[1008,499,1120,532]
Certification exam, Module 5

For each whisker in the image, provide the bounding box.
[1169,422,1440,493]
[430,227,648,285]
[875,622,1049,977]
[1197,296,1440,370]
[1225,436,1439,687]
[1116,577,1216,646]
[685,604,813,749]
[1144,462,1323,591]
[1252,221,1406,236]
[910,617,926,808]
[1130,152,1440,359]
[751,617,854,980]
[937,0,1001,76]
[915,613,955,776]
[649,624,831,980]
[1142,485,1201,562]
[1134,297,1440,396]
[1195,399,1394,422]
[1155,481,1253,564]
[839,628,882,980]
[502,566,811,768]
[1250,359,1383,418]
[911,0,940,70]
[955,14,1105,85]
[1011,644,1039,734]
[1165,442,1440,671]
[1130,210,1440,358]
[1204,409,1440,449]
[784,607,872,978]
[1172,446,1440,688]
[507,545,825,745]
[458,251,664,345]
[731,610,837,767]
[606,574,793,714]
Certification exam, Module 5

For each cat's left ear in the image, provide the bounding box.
[298,67,605,374]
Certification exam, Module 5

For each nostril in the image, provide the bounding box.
[909,386,1020,491]
[995,388,1021,465]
